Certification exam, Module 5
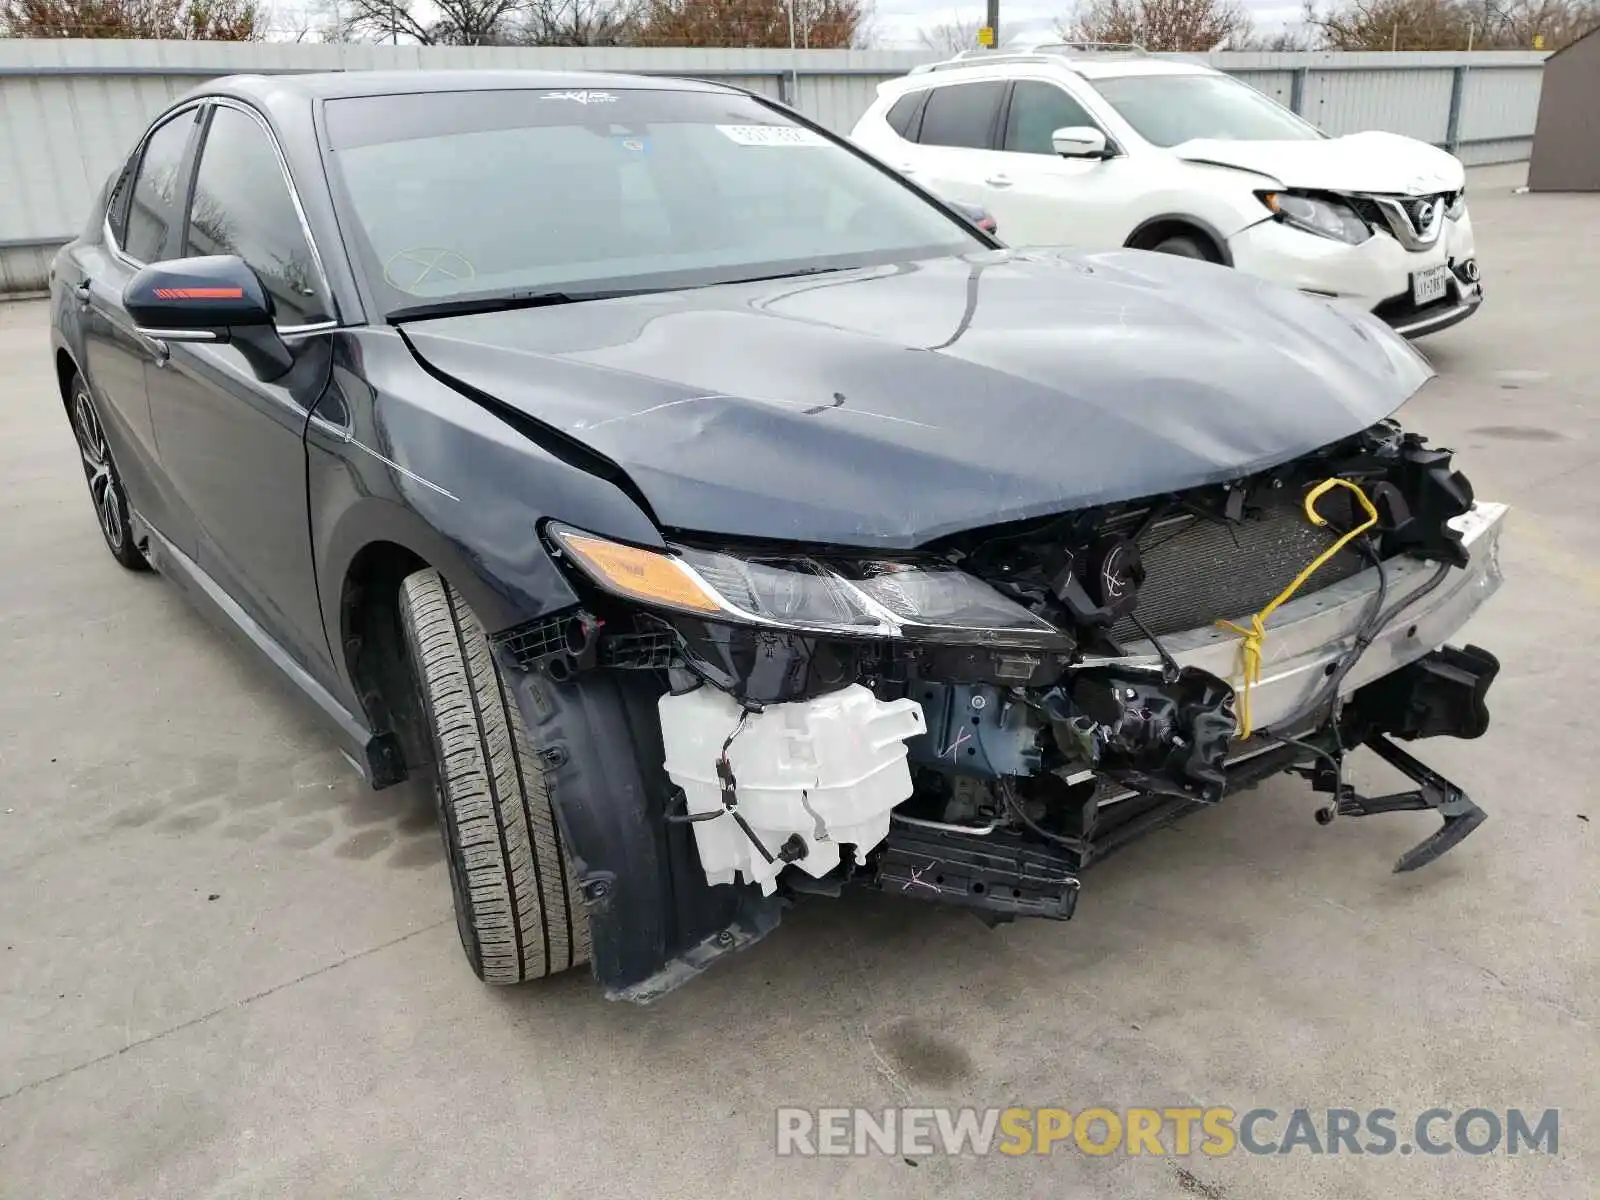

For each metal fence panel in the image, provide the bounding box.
[1229,69,1297,108]
[0,40,1548,294]
[793,72,899,132]
[1302,66,1456,142]
[1459,63,1545,141]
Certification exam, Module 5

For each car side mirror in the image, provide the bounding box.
[124,255,293,382]
[1051,126,1109,159]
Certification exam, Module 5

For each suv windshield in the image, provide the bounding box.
[1091,73,1322,148]
[324,87,982,316]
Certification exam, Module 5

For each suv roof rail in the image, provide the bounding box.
[1018,39,1148,54]
[908,40,1149,75]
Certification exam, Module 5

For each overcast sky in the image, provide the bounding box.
[870,0,1304,46]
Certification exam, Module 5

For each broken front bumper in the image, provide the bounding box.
[1103,502,1506,734]
[872,501,1509,907]
[594,504,1507,1000]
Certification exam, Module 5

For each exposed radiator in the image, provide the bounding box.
[1110,498,1364,642]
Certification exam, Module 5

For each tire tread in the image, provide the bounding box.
[400,569,589,984]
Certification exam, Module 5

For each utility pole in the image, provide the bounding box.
[785,0,799,106]
[986,0,999,47]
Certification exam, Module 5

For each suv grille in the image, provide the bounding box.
[1345,191,1457,250]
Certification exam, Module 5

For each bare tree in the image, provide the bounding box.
[1060,0,1254,50]
[265,0,331,39]
[1232,21,1316,46]
[633,0,866,46]
[1474,0,1600,46]
[0,0,263,37]
[916,14,980,53]
[1304,0,1472,46]
[1304,0,1598,47]
[516,0,641,43]
[335,0,523,42]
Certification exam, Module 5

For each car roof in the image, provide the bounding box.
[192,69,734,108]
[884,53,1216,94]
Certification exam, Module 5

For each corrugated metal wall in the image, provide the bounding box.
[1219,51,1546,161]
[0,39,1547,293]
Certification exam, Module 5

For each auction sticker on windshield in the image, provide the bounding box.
[716,125,829,147]
[539,90,617,105]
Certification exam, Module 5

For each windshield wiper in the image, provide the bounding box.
[387,265,863,324]
[387,287,655,324]
[714,265,859,287]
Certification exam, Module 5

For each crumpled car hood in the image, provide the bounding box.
[1174,131,1466,195]
[402,249,1433,548]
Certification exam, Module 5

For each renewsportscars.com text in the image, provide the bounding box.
[775,1106,1560,1158]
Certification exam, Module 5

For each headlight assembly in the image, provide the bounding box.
[1260,191,1371,245]
[1446,189,1467,221]
[549,524,1069,649]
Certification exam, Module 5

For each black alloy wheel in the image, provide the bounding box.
[70,377,147,571]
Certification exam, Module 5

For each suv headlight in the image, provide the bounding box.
[1446,189,1467,221]
[1259,191,1371,245]
[550,525,1069,649]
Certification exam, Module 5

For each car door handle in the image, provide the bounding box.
[985,175,1014,188]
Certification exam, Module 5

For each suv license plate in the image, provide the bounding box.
[1412,265,1450,306]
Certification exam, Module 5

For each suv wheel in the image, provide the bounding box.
[69,375,148,571]
[1151,234,1213,261]
[399,568,591,984]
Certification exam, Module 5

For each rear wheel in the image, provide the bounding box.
[399,568,591,984]
[68,375,147,571]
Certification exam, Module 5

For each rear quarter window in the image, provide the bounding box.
[917,81,1005,149]
[885,91,925,139]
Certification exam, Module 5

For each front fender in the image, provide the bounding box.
[309,330,666,700]
[1125,162,1282,246]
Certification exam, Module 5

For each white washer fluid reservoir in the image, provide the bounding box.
[658,684,925,896]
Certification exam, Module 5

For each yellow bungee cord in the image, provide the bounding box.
[1217,477,1379,739]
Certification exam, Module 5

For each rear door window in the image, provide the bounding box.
[121,111,199,263]
[916,82,1005,149]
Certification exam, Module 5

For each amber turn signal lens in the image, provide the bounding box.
[555,530,723,615]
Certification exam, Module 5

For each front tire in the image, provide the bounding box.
[68,375,147,571]
[399,569,591,984]
[1150,234,1213,261]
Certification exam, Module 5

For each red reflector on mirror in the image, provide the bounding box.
[153,287,243,299]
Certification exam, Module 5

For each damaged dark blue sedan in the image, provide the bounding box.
[49,71,1505,1001]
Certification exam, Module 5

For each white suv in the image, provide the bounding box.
[851,45,1483,338]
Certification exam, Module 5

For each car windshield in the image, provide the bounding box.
[1091,73,1322,148]
[323,87,982,316]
